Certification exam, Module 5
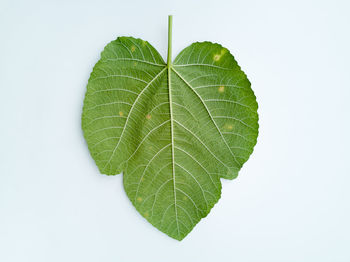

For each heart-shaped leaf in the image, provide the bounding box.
[82,16,258,240]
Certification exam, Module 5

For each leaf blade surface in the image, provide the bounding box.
[82,37,258,240]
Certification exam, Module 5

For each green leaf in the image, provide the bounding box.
[82,16,258,240]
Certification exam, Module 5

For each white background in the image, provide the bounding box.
[1,0,349,261]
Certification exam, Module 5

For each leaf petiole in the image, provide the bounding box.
[167,15,173,67]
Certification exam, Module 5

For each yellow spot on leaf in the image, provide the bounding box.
[131,45,136,52]
[142,40,147,46]
[218,86,225,93]
[213,48,228,62]
[144,212,149,218]
[133,62,137,66]
[141,177,145,182]
[183,196,188,201]
[146,114,151,120]
[119,111,123,116]
[213,54,221,61]
[226,124,233,130]
[137,197,142,202]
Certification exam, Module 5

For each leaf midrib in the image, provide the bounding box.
[167,63,180,238]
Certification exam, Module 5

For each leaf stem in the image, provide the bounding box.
[167,15,173,67]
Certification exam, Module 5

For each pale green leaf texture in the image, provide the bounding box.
[82,37,258,240]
